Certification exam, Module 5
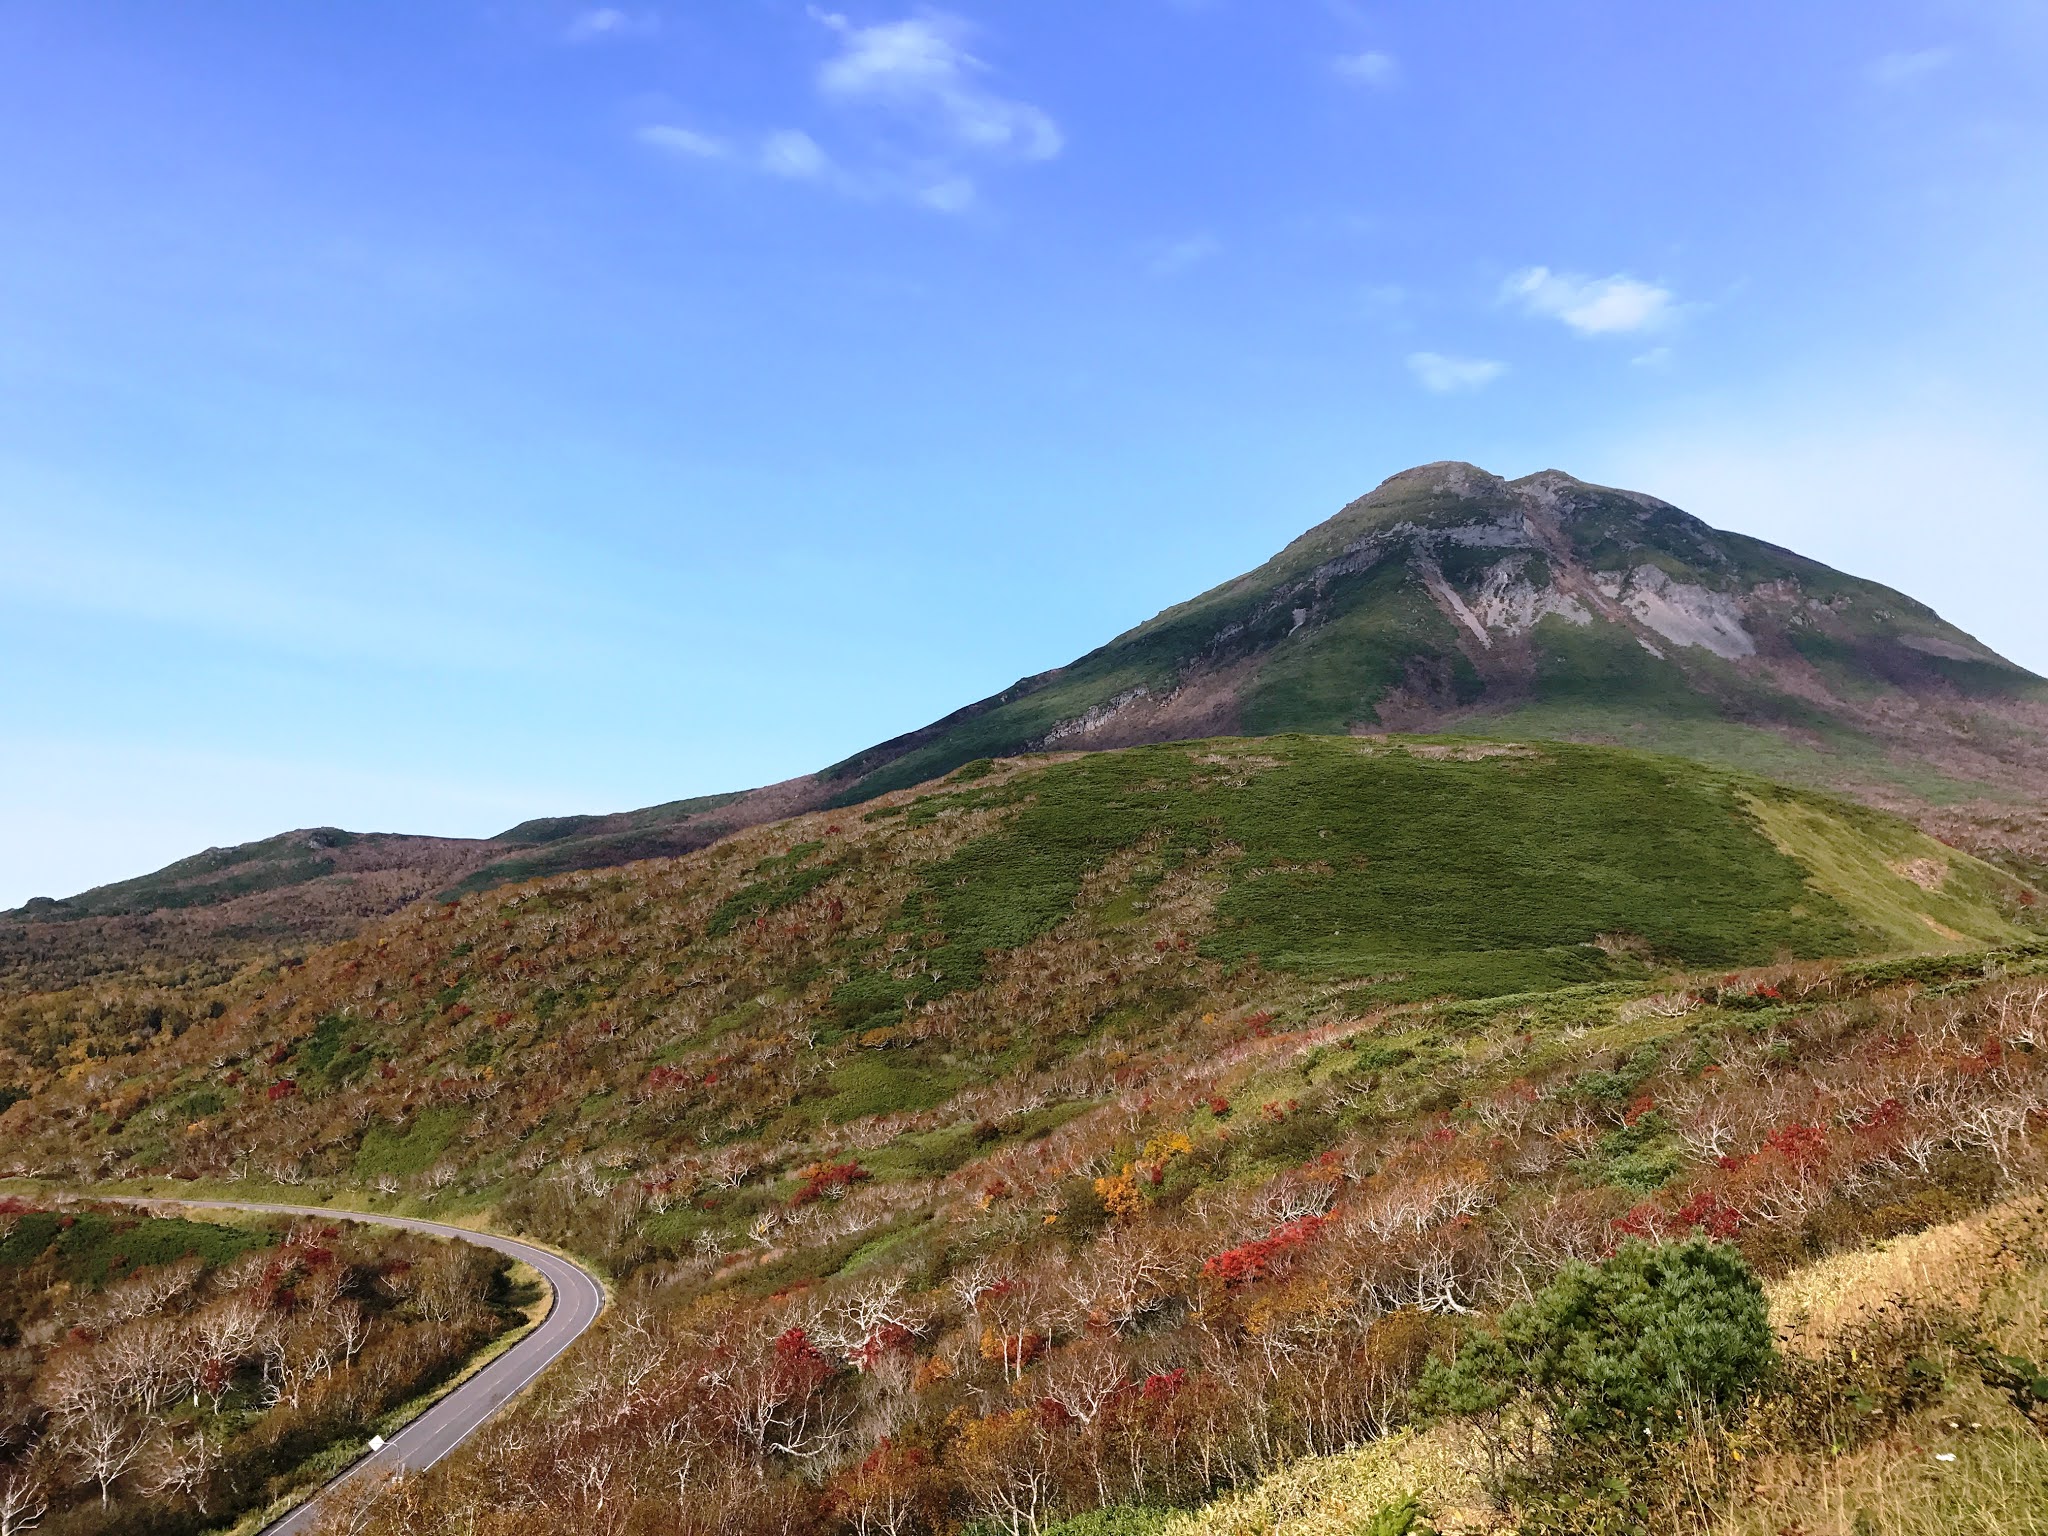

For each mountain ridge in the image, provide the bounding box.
[9,461,2043,991]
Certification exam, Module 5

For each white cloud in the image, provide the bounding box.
[1333,50,1398,87]
[640,125,837,184]
[1869,46,1955,85]
[1408,352,1506,393]
[638,124,729,160]
[761,129,831,180]
[1150,232,1220,276]
[1506,266,1676,335]
[918,176,976,212]
[637,10,1058,214]
[811,9,1063,162]
[564,8,656,43]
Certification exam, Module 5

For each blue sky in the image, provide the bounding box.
[3,1,2046,906]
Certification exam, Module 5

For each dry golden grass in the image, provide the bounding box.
[1711,1379,2048,1536]
[1766,1193,2048,1358]
[1718,1192,2048,1536]
[1152,1194,2048,1536]
[1158,1427,1487,1536]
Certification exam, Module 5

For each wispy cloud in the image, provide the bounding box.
[564,8,657,43]
[1868,46,1955,85]
[812,9,1062,163]
[1505,267,1676,335]
[640,124,839,185]
[1149,232,1220,276]
[1333,50,1398,87]
[761,129,832,180]
[639,10,1059,214]
[638,125,729,160]
[1408,352,1506,392]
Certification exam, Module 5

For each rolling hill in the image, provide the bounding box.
[4,734,2036,1203]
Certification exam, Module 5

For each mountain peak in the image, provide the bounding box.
[1369,459,1503,496]
[816,465,2046,832]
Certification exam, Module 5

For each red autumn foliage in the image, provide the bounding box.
[1202,1213,1330,1288]
[1141,1366,1189,1403]
[266,1079,298,1103]
[849,1322,916,1372]
[1854,1097,1905,1135]
[791,1161,872,1207]
[1612,1203,1664,1242]
[1760,1122,1828,1169]
[772,1326,834,1396]
[1675,1190,1742,1239]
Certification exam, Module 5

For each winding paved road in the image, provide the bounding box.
[100,1196,606,1536]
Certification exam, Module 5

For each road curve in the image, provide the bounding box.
[99,1196,605,1536]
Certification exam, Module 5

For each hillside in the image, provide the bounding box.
[3,734,2035,1211]
[10,461,2045,989]
[3,736,2044,1535]
[0,791,786,996]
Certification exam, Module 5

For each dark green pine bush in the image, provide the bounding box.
[1423,1237,1774,1445]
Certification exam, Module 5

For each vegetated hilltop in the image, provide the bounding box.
[10,461,2044,990]
[0,791,776,997]
[2,737,2045,1535]
[0,829,500,997]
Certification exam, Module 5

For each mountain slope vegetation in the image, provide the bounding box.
[823,464,2047,828]
[1,736,2033,1223]
[2,736,2045,1534]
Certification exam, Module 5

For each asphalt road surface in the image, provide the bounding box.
[99,1196,606,1536]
